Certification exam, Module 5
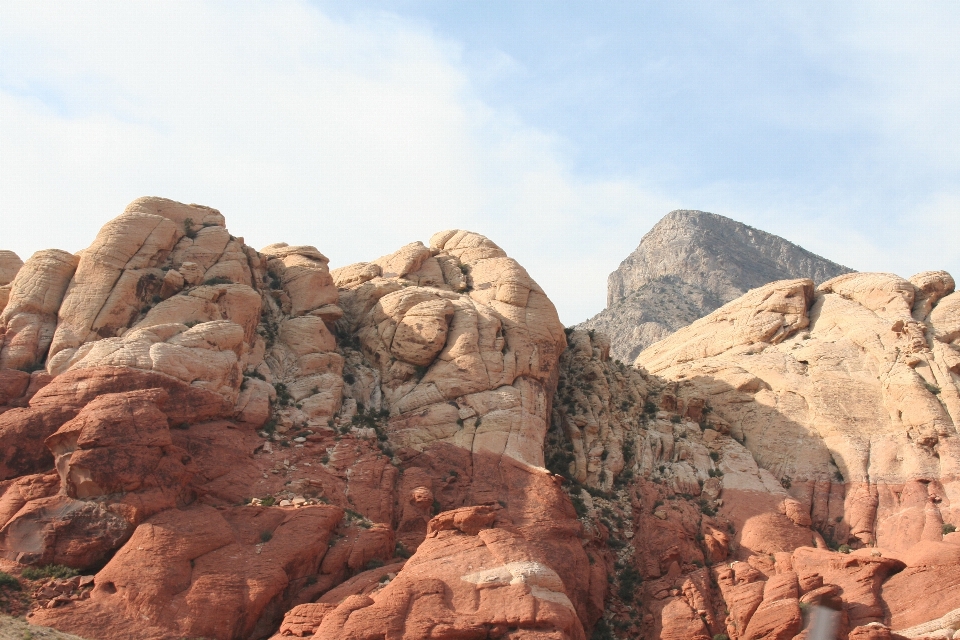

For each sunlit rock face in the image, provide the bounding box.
[4,197,960,640]
[0,198,599,640]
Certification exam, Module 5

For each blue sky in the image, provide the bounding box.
[1,1,959,323]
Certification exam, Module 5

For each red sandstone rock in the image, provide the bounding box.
[32,504,343,639]
[658,597,710,640]
[792,547,904,628]
[0,366,227,480]
[742,597,802,639]
[848,623,895,639]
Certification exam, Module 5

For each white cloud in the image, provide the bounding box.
[0,0,678,324]
[2,1,958,328]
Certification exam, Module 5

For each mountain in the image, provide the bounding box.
[2,197,959,640]
[578,209,854,362]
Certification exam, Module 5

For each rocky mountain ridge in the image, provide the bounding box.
[0,198,956,640]
[578,209,853,363]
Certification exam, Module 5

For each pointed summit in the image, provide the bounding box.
[579,209,853,362]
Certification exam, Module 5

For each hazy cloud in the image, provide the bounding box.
[1,1,958,325]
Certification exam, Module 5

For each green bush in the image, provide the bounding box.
[838,544,851,554]
[570,493,588,518]
[260,530,273,543]
[183,217,198,239]
[617,565,642,602]
[21,564,78,580]
[273,382,293,406]
[0,571,20,589]
[944,523,957,535]
[698,499,717,517]
[203,276,233,286]
[364,558,384,571]
[591,618,614,640]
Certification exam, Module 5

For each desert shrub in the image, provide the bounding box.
[698,499,717,517]
[570,492,588,518]
[591,618,614,640]
[944,523,957,535]
[364,559,384,571]
[203,276,233,286]
[0,572,20,590]
[838,544,851,554]
[273,382,293,406]
[21,565,78,580]
[617,565,642,602]
[260,530,273,543]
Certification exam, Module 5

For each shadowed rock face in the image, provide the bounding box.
[578,209,852,362]
[3,198,960,640]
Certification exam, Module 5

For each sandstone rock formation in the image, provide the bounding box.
[0,198,599,640]
[2,198,958,640]
[0,250,24,315]
[579,210,852,362]
[633,270,960,638]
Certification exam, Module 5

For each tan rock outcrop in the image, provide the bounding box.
[636,272,960,551]
[338,229,566,468]
[0,250,23,285]
[54,321,246,403]
[261,244,337,318]
[47,197,260,375]
[0,250,24,314]
[0,250,80,371]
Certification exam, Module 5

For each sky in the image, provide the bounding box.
[1,1,959,325]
